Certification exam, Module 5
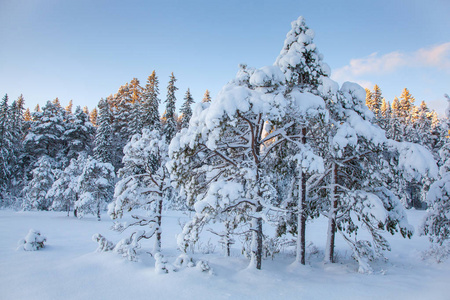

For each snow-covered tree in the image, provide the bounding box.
[94,99,114,165]
[179,88,194,129]
[64,106,94,161]
[421,97,450,261]
[141,71,161,131]
[162,72,178,142]
[0,94,13,196]
[272,16,330,265]
[23,100,67,169]
[22,156,55,211]
[48,154,87,216]
[76,157,115,220]
[170,63,326,269]
[109,129,171,257]
[314,78,437,272]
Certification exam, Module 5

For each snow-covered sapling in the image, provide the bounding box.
[18,229,46,251]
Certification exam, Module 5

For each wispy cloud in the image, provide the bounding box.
[331,42,450,83]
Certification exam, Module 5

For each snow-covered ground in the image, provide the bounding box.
[0,209,449,300]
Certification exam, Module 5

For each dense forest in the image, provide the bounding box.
[1,17,449,273]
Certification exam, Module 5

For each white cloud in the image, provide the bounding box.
[331,42,450,83]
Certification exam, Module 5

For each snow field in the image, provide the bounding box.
[0,209,449,300]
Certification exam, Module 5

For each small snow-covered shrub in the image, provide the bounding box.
[421,244,450,263]
[92,233,115,252]
[18,229,46,251]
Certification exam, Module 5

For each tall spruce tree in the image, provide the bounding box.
[163,72,178,141]
[179,88,194,129]
[94,99,114,166]
[141,71,161,131]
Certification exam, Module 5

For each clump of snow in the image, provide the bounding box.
[249,66,285,87]
[18,229,46,251]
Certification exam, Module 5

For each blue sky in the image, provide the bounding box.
[1,0,449,115]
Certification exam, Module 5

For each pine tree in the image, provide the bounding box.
[202,89,211,103]
[65,100,73,114]
[366,85,383,116]
[398,88,415,120]
[23,101,67,168]
[64,106,95,161]
[22,156,55,210]
[179,88,194,129]
[94,99,114,166]
[129,101,143,136]
[0,94,12,196]
[170,63,325,270]
[90,107,98,126]
[163,72,178,141]
[48,154,87,216]
[141,71,161,131]
[76,156,115,220]
[110,129,171,257]
[129,78,143,103]
[274,16,330,90]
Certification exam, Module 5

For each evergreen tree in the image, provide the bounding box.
[90,107,98,126]
[202,89,211,103]
[0,94,12,196]
[65,100,73,114]
[64,106,95,161]
[398,88,415,120]
[163,72,178,141]
[23,101,67,169]
[179,88,194,129]
[366,85,383,116]
[48,154,87,216]
[76,156,115,220]
[141,71,161,131]
[274,16,330,90]
[94,99,114,166]
[129,101,143,137]
[22,156,55,210]
[110,129,171,258]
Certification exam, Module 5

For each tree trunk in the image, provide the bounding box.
[325,163,338,263]
[296,127,307,265]
[250,203,263,270]
[154,196,163,253]
[97,200,101,221]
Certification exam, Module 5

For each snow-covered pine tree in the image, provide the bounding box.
[179,88,194,129]
[366,85,383,117]
[109,129,171,258]
[93,99,114,166]
[0,94,13,198]
[23,100,67,169]
[89,107,98,126]
[162,73,178,142]
[22,156,55,211]
[141,71,161,131]
[76,156,115,220]
[169,63,326,270]
[314,78,437,272]
[6,96,26,200]
[273,16,329,265]
[129,101,143,137]
[64,106,95,161]
[48,154,87,216]
[274,16,330,90]
[421,96,450,261]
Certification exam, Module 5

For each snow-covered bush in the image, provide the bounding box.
[92,233,115,252]
[18,229,46,251]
